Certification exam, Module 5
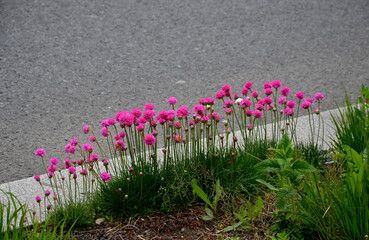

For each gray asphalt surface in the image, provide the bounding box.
[0,0,368,183]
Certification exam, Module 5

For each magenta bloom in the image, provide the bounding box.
[100,172,112,183]
[131,109,142,119]
[114,139,125,151]
[88,154,99,163]
[35,196,41,203]
[64,143,71,153]
[49,158,59,166]
[151,121,157,127]
[241,88,249,96]
[101,119,109,128]
[314,108,320,114]
[295,91,305,100]
[314,93,324,101]
[253,110,263,118]
[188,121,194,126]
[68,167,76,174]
[224,100,234,108]
[174,134,182,143]
[224,108,233,114]
[118,113,135,127]
[215,91,225,99]
[177,105,190,118]
[280,86,290,96]
[251,91,258,98]
[119,132,126,139]
[89,136,96,142]
[246,110,253,116]
[34,175,40,181]
[264,97,273,105]
[286,101,296,109]
[284,108,294,115]
[272,80,281,89]
[83,125,89,134]
[80,169,88,175]
[221,85,231,92]
[167,110,176,120]
[143,103,155,110]
[240,99,252,108]
[77,160,83,165]
[212,112,221,120]
[255,104,265,111]
[82,144,93,152]
[306,98,314,104]
[70,138,78,146]
[35,148,46,158]
[175,122,181,128]
[278,97,287,105]
[167,97,178,105]
[136,123,145,131]
[143,110,156,121]
[101,127,110,137]
[48,172,54,178]
[108,118,116,126]
[193,105,205,116]
[244,81,253,89]
[157,111,168,121]
[247,124,253,130]
[263,82,272,89]
[265,88,273,95]
[301,101,312,109]
[64,159,71,168]
[144,135,156,146]
[45,190,51,197]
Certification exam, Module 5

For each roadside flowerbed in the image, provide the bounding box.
[1,82,369,239]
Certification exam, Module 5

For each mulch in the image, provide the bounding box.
[72,206,267,240]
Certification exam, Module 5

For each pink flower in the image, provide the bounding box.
[177,105,190,118]
[35,148,46,158]
[278,97,287,105]
[224,108,233,114]
[138,118,147,124]
[314,93,324,101]
[212,112,221,120]
[64,159,71,168]
[306,98,314,103]
[83,125,89,134]
[45,190,51,197]
[144,135,156,146]
[157,111,168,121]
[174,122,181,128]
[251,91,258,98]
[246,110,253,116]
[151,121,157,127]
[193,105,205,116]
[286,101,296,109]
[89,136,96,142]
[264,97,273,105]
[174,134,182,143]
[295,91,305,100]
[284,108,294,115]
[70,138,78,146]
[253,110,263,118]
[167,97,178,105]
[136,123,145,131]
[34,175,40,181]
[215,91,225,99]
[159,119,166,124]
[116,112,134,127]
[80,169,88,175]
[241,88,249,96]
[100,172,111,183]
[240,99,252,108]
[77,160,83,165]
[88,154,99,163]
[49,158,59,166]
[143,103,155,110]
[224,100,234,108]
[265,88,273,95]
[272,80,281,89]
[119,132,126,139]
[114,139,125,151]
[108,118,116,126]
[280,86,290,96]
[101,119,109,127]
[188,121,194,126]
[64,144,72,153]
[314,108,320,114]
[263,82,272,89]
[68,167,76,174]
[101,127,110,137]
[247,124,253,130]
[143,110,156,121]
[35,196,41,203]
[221,85,231,92]
[82,144,93,152]
[301,101,312,109]
[167,110,176,120]
[48,172,54,178]
[131,109,142,119]
[255,104,265,110]
[244,81,253,89]
[233,93,238,99]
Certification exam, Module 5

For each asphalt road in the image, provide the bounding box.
[0,0,368,183]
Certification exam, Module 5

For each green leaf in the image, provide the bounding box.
[278,133,291,150]
[256,179,278,191]
[204,207,213,217]
[222,222,243,232]
[277,189,297,209]
[255,159,281,173]
[213,179,222,210]
[191,179,214,210]
[202,215,214,221]
[291,160,316,175]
